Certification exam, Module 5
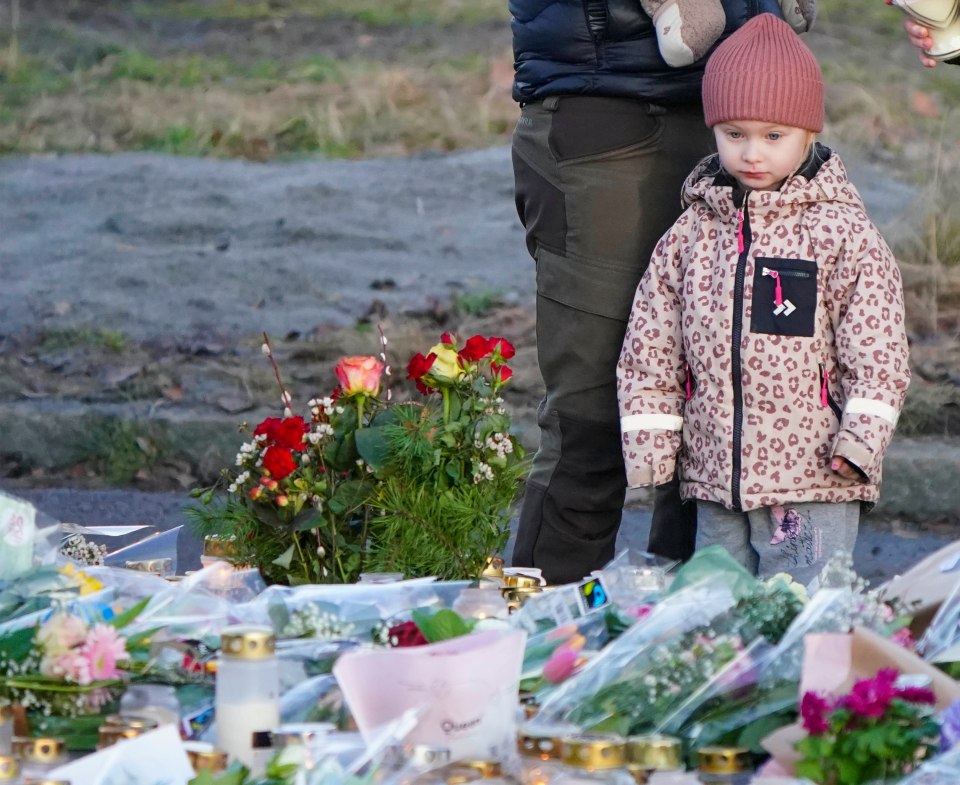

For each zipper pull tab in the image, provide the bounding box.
[820,365,829,408]
[685,364,692,401]
[736,208,744,254]
[767,269,783,306]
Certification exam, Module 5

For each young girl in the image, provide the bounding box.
[616,13,910,584]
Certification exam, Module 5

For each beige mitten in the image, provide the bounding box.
[641,0,727,67]
[780,0,817,32]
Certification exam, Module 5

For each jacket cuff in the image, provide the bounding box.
[832,432,879,484]
[621,428,680,489]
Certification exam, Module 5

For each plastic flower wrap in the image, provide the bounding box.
[531,577,744,735]
[0,598,152,749]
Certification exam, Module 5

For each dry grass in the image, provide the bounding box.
[0,51,517,158]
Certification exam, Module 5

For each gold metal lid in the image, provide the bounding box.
[203,534,238,559]
[12,736,66,764]
[625,734,683,771]
[455,760,502,779]
[503,574,541,589]
[103,713,160,731]
[98,724,144,748]
[220,625,276,659]
[185,743,229,773]
[445,767,480,785]
[124,558,173,575]
[481,556,505,579]
[270,722,336,747]
[560,734,627,770]
[0,757,19,782]
[697,746,752,774]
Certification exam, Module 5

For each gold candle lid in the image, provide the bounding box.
[98,724,144,748]
[697,746,752,774]
[503,574,541,589]
[12,736,66,764]
[185,742,229,773]
[124,557,173,575]
[445,770,482,785]
[270,722,336,747]
[103,713,159,731]
[561,734,627,770]
[517,732,561,760]
[481,556,505,579]
[220,625,276,659]
[625,734,683,771]
[455,760,502,779]
[203,534,238,559]
[0,757,19,782]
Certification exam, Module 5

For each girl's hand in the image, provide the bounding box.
[902,18,939,68]
[831,457,862,480]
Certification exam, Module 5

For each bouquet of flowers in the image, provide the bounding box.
[191,331,526,584]
[795,668,940,785]
[0,599,151,748]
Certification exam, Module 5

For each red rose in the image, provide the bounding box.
[440,332,456,346]
[458,335,494,363]
[254,417,281,441]
[407,352,437,381]
[273,416,308,451]
[262,446,297,480]
[387,620,428,647]
[490,337,516,360]
[491,363,513,383]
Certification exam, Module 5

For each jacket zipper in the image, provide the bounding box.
[819,363,843,421]
[731,200,751,511]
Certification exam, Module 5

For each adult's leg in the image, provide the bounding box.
[510,96,711,584]
[748,501,860,585]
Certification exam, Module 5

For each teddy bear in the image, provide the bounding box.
[642,0,818,67]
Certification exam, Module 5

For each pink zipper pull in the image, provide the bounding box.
[768,270,783,306]
[820,366,829,408]
[685,364,692,401]
[736,209,744,254]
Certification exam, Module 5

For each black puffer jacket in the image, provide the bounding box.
[512,0,786,105]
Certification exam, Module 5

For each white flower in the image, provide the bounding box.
[261,343,271,356]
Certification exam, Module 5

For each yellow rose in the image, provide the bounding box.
[427,343,464,382]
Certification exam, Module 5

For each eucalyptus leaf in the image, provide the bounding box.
[355,425,392,473]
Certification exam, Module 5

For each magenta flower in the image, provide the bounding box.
[897,685,937,705]
[800,691,833,735]
[841,668,899,719]
[543,647,579,684]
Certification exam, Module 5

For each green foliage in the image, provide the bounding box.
[412,608,476,643]
[38,327,127,353]
[795,696,941,784]
[454,289,506,317]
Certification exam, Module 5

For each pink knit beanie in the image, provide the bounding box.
[702,13,824,132]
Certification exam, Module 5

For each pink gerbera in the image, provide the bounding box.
[80,624,129,681]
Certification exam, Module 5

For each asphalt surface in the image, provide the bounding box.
[5,486,953,586]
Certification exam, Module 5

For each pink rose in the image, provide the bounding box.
[543,647,580,684]
[37,612,87,656]
[335,356,384,396]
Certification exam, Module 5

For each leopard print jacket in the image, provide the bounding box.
[617,148,910,512]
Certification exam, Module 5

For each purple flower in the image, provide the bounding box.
[800,691,833,735]
[941,699,960,752]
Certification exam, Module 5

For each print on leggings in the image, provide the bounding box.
[769,506,822,567]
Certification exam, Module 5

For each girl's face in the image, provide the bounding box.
[713,121,814,192]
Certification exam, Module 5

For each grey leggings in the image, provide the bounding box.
[695,500,860,585]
